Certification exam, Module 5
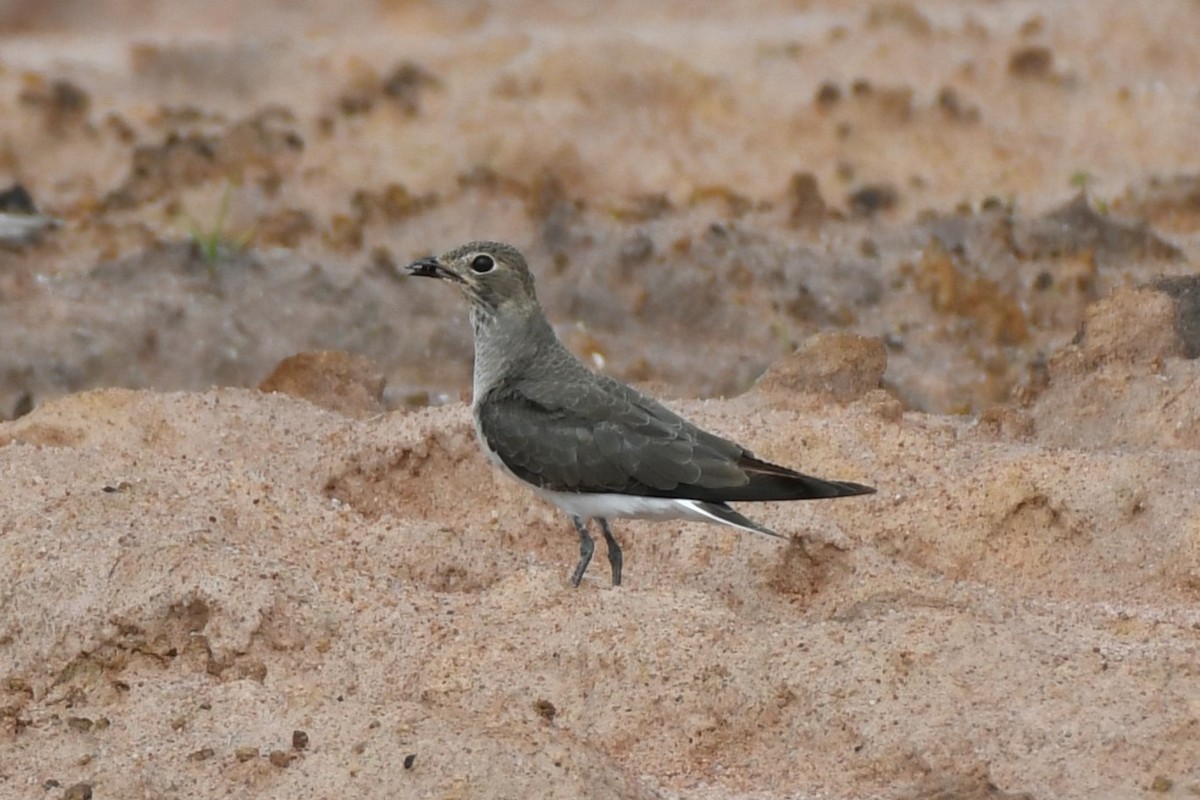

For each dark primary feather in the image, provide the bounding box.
[477,370,874,503]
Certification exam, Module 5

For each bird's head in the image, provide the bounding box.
[408,241,539,317]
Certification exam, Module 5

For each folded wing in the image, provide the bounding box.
[477,375,874,502]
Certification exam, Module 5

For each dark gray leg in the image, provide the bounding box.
[598,518,622,586]
[570,516,594,587]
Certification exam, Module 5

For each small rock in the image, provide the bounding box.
[814,82,841,107]
[187,747,215,762]
[259,350,386,418]
[269,750,293,768]
[63,783,93,800]
[787,172,826,227]
[618,232,654,266]
[533,698,558,722]
[235,746,259,762]
[614,193,672,222]
[292,729,309,751]
[381,61,441,115]
[17,78,90,133]
[0,184,37,214]
[1008,45,1054,79]
[755,333,887,404]
[1071,288,1180,365]
[848,184,899,217]
[936,86,980,122]
[1149,775,1173,792]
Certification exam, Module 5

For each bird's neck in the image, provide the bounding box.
[470,304,560,403]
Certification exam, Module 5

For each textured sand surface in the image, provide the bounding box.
[2,2,1200,799]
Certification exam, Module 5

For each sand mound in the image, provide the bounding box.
[4,297,1200,798]
[3,2,1200,798]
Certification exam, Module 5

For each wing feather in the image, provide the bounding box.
[476,372,874,501]
[477,374,746,495]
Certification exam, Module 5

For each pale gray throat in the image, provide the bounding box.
[469,303,558,404]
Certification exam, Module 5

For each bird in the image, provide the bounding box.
[408,241,874,586]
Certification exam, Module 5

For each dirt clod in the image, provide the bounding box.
[1008,45,1054,79]
[63,783,93,800]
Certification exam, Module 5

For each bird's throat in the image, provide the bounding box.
[470,304,546,400]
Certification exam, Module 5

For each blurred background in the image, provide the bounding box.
[0,0,1196,416]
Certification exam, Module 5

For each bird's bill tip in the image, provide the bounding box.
[407,255,467,284]
[407,255,444,278]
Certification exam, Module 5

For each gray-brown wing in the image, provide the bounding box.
[476,377,751,496]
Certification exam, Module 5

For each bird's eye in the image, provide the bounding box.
[470,254,495,273]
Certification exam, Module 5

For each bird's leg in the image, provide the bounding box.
[570,516,595,587]
[597,518,623,586]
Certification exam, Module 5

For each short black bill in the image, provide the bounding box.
[408,256,448,279]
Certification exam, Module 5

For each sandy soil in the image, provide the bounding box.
[1,1,1199,798]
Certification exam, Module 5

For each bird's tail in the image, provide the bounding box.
[717,454,876,502]
[678,500,785,538]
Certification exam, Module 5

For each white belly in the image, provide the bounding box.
[529,485,707,521]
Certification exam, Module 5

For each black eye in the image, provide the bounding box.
[470,254,495,273]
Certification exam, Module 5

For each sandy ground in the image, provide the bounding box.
[1,1,1200,798]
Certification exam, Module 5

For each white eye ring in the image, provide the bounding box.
[470,254,495,273]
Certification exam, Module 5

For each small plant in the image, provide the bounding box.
[1067,174,1110,213]
[1069,170,1093,190]
[181,182,254,265]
